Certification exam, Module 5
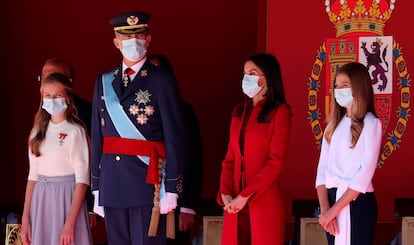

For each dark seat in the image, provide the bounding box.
[1,204,23,245]
[291,199,320,245]
[394,198,414,219]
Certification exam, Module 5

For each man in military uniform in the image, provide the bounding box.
[90,11,186,245]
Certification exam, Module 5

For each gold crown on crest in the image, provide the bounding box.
[325,0,396,37]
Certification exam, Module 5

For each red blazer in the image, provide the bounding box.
[217,102,291,245]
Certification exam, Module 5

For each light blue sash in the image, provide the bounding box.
[102,72,149,165]
[102,72,165,197]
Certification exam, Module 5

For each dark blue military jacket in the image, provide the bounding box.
[91,59,186,207]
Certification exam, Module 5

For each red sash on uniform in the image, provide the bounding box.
[102,136,165,185]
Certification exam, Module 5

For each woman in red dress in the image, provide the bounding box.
[217,53,292,245]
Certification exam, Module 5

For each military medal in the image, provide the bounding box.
[137,114,149,125]
[123,76,129,87]
[129,89,154,125]
[58,133,68,145]
[140,69,148,77]
[135,89,151,104]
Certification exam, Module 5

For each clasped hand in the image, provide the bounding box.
[318,207,339,236]
[221,194,248,214]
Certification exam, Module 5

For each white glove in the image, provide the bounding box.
[160,192,178,214]
[92,190,105,218]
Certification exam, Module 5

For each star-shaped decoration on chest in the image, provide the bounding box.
[129,104,140,115]
[135,90,151,105]
[137,114,149,125]
[144,105,154,116]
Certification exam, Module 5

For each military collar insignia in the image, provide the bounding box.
[140,69,148,77]
[113,68,120,77]
[112,68,146,77]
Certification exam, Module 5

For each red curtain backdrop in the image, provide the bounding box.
[1,0,412,225]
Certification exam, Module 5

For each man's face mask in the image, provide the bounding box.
[120,38,147,62]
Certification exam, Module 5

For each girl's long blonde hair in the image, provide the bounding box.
[29,73,86,156]
[325,62,377,148]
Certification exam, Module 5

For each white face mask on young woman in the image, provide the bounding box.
[334,87,354,108]
[42,97,68,116]
[120,38,147,62]
[242,74,262,98]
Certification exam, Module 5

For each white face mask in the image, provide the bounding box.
[120,38,147,62]
[334,87,354,108]
[242,74,262,98]
[42,98,68,116]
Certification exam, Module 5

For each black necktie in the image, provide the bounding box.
[123,68,135,89]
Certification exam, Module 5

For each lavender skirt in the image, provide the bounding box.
[30,175,92,245]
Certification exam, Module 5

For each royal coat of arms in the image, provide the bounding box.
[307,0,411,166]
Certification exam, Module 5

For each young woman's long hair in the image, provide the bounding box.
[233,53,291,122]
[29,72,86,156]
[325,62,377,147]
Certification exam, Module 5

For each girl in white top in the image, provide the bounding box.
[20,73,92,245]
[315,62,382,245]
